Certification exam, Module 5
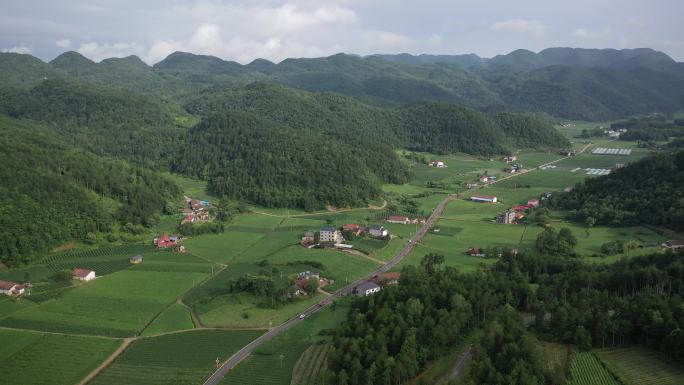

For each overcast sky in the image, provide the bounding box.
[1,0,683,64]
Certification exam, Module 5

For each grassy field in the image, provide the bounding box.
[141,302,195,336]
[597,347,684,385]
[91,329,262,385]
[0,270,208,337]
[543,342,571,377]
[162,173,213,202]
[568,351,620,385]
[0,328,120,385]
[221,301,350,385]
[289,343,330,385]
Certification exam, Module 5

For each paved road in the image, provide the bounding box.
[202,194,457,385]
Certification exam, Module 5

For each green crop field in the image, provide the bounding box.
[0,328,120,385]
[184,232,266,263]
[0,270,208,337]
[568,351,620,385]
[91,329,262,385]
[290,343,330,385]
[221,301,349,385]
[598,347,684,385]
[42,244,158,277]
[142,302,195,336]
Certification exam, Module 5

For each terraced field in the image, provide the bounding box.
[43,244,157,276]
[568,351,620,385]
[0,328,120,385]
[598,347,684,385]
[141,302,195,336]
[290,344,330,385]
[92,330,262,385]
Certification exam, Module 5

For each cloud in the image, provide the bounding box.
[490,19,547,38]
[139,2,412,64]
[572,27,612,39]
[56,39,72,48]
[2,45,31,54]
[77,42,145,62]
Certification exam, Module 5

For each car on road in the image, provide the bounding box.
[299,314,306,319]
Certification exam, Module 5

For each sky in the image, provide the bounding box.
[1,0,683,64]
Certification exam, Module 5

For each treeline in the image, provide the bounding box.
[550,151,684,231]
[498,251,684,365]
[0,117,180,265]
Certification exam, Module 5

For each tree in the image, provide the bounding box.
[305,278,319,295]
[420,253,444,275]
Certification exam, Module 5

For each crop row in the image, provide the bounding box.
[568,351,620,385]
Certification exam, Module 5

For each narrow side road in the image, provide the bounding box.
[439,346,473,384]
[202,194,457,385]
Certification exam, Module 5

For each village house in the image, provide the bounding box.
[129,255,143,264]
[353,281,381,297]
[155,234,178,248]
[180,208,194,215]
[342,224,363,236]
[466,247,486,257]
[301,231,315,244]
[470,195,498,203]
[527,198,540,208]
[503,155,517,163]
[411,218,427,224]
[511,205,531,212]
[429,160,447,168]
[387,215,410,225]
[369,225,389,238]
[319,228,342,243]
[72,268,96,282]
[479,176,490,183]
[662,240,684,250]
[188,199,206,212]
[181,214,196,224]
[373,272,401,286]
[0,280,25,296]
[496,210,516,224]
[288,279,308,298]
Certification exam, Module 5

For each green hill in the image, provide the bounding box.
[0,116,180,265]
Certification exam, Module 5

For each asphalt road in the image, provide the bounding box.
[202,194,457,385]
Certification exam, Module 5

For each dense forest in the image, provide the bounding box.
[550,151,684,231]
[327,250,684,384]
[0,117,181,265]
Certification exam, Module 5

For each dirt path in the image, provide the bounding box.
[439,346,473,384]
[336,248,385,265]
[79,337,134,385]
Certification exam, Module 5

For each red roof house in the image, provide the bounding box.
[511,205,532,211]
[387,215,410,224]
[527,198,540,208]
[72,268,96,281]
[156,234,176,248]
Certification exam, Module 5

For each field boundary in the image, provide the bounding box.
[79,337,134,385]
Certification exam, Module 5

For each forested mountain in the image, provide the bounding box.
[0,78,187,167]
[551,151,684,230]
[3,47,683,120]
[0,116,180,265]
[173,111,405,209]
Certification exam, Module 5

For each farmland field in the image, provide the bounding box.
[598,347,684,385]
[568,351,620,385]
[0,270,208,337]
[141,302,195,336]
[0,328,120,385]
[221,301,349,385]
[91,329,262,385]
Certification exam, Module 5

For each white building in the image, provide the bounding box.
[470,195,498,203]
[319,228,342,243]
[369,225,389,238]
[73,268,96,282]
[0,280,23,296]
[354,281,381,297]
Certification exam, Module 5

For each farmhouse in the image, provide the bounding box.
[511,205,531,212]
[503,155,518,163]
[479,176,490,183]
[181,214,196,224]
[387,215,410,224]
[0,280,25,296]
[156,234,177,248]
[496,210,516,224]
[429,160,447,168]
[470,195,498,203]
[319,228,342,243]
[72,268,96,281]
[466,247,486,257]
[369,225,389,238]
[353,281,381,297]
[527,198,540,208]
[662,240,684,250]
[129,255,143,264]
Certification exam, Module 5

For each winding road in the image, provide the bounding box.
[202,194,457,385]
